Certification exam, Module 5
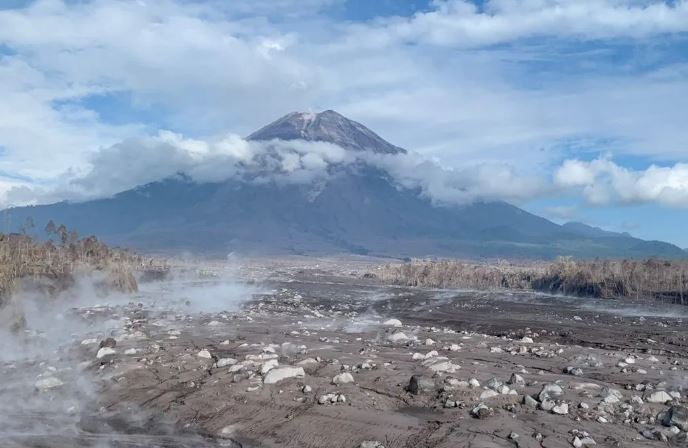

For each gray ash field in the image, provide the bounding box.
[2,259,687,448]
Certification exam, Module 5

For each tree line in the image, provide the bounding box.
[0,219,143,300]
[374,257,688,305]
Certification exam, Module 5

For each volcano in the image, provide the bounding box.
[4,111,685,259]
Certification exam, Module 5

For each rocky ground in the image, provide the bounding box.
[1,259,687,447]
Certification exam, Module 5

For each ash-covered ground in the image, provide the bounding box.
[2,258,687,448]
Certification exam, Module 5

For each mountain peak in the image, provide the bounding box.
[247,110,406,154]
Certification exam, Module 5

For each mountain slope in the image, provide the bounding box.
[3,111,685,259]
[562,222,630,239]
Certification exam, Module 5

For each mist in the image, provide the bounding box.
[0,260,257,447]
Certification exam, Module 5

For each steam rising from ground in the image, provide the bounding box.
[0,272,131,447]
[0,264,257,447]
[140,271,260,315]
[0,272,131,362]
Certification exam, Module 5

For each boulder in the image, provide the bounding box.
[480,389,499,400]
[96,347,116,359]
[216,358,238,368]
[383,319,402,327]
[99,337,117,348]
[538,383,563,402]
[507,373,525,386]
[552,403,569,415]
[263,366,305,384]
[332,372,354,385]
[471,403,494,419]
[540,399,555,411]
[425,359,459,373]
[260,359,279,375]
[565,366,584,376]
[645,390,673,404]
[662,405,688,431]
[523,395,538,408]
[197,349,212,359]
[408,375,434,395]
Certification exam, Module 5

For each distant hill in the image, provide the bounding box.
[3,110,685,259]
[561,222,630,239]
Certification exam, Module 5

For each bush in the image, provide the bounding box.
[374,257,688,305]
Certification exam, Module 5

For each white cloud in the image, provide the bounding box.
[371,153,545,205]
[71,133,351,198]
[0,0,686,213]
[0,0,319,172]
[555,157,688,207]
[1,132,544,208]
[555,159,598,187]
[352,0,688,48]
[0,57,138,182]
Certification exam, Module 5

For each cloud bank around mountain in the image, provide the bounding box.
[1,131,546,207]
[6,130,686,213]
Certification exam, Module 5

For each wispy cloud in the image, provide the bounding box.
[349,0,688,48]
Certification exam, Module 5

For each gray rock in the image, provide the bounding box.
[579,437,597,446]
[523,395,539,409]
[486,378,503,390]
[552,403,569,415]
[318,393,336,405]
[508,373,525,386]
[645,390,673,404]
[407,375,434,395]
[571,436,597,448]
[332,372,354,385]
[540,399,556,411]
[99,337,117,348]
[480,389,499,400]
[565,366,584,376]
[360,442,385,448]
[216,358,238,368]
[662,405,688,431]
[538,383,563,402]
[471,403,494,419]
[640,429,661,441]
[96,347,116,359]
[263,366,305,384]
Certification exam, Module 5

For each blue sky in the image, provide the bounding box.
[0,0,687,247]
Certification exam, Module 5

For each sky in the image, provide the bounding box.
[0,0,687,246]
